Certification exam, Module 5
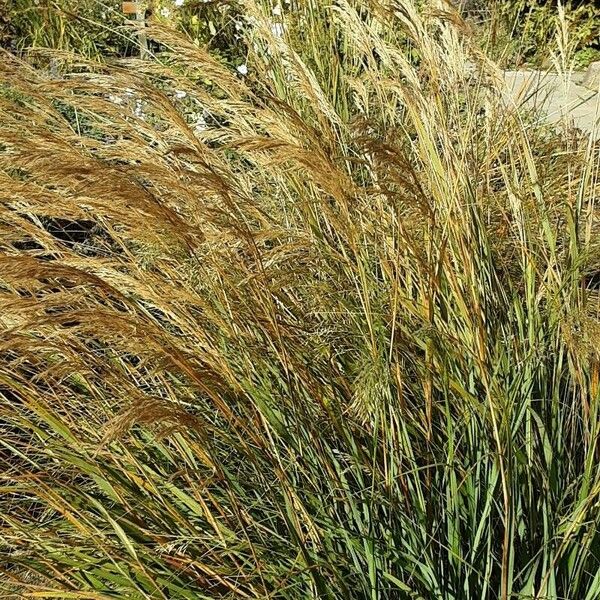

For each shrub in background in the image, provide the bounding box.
[462,0,600,67]
[1,0,245,64]
[2,0,130,56]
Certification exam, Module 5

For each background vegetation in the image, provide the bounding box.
[2,0,599,66]
[0,0,599,599]
[0,0,246,61]
[480,0,600,67]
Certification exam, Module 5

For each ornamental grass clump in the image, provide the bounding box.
[0,1,599,598]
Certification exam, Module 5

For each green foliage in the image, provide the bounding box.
[4,0,131,57]
[176,1,246,66]
[574,47,600,69]
[469,0,600,67]
[0,0,14,47]
[0,1,600,599]
[1,0,245,63]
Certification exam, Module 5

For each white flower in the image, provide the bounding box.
[174,0,184,6]
[159,7,171,17]
[237,64,248,76]
[271,22,284,38]
[175,90,187,99]
[272,3,282,15]
[194,115,207,133]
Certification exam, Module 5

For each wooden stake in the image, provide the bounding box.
[122,1,148,58]
[137,6,148,59]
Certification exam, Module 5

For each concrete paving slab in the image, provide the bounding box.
[582,61,600,91]
[503,70,600,139]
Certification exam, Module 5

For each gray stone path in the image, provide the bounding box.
[503,68,600,139]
